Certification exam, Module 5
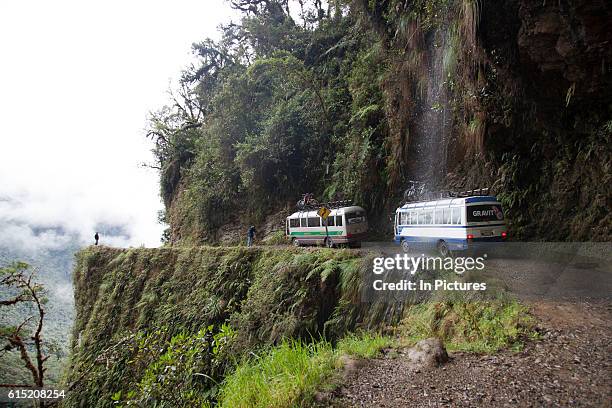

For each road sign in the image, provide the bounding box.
[317,207,331,219]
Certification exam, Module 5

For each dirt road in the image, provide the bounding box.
[326,243,611,407]
[329,300,611,407]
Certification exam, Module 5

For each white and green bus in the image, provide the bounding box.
[286,206,368,248]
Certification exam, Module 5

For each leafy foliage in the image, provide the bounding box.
[64,246,396,407]
[148,0,610,243]
[218,340,335,408]
[110,325,236,407]
[148,1,394,243]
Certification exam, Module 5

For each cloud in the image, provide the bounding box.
[0,179,163,248]
[0,222,73,252]
[0,0,239,249]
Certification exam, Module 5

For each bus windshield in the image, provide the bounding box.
[467,204,504,222]
[346,211,366,224]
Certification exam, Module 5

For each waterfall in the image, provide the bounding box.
[411,23,454,190]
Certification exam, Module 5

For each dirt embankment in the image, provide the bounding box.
[329,300,611,407]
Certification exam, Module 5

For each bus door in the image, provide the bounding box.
[394,213,398,235]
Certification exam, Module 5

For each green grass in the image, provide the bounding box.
[337,332,394,358]
[260,230,289,245]
[217,333,391,408]
[397,298,538,353]
[218,340,334,408]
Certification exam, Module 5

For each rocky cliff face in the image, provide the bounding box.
[517,0,610,95]
[446,0,611,240]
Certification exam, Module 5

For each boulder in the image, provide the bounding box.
[406,338,449,367]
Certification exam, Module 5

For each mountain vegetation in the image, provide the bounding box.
[65,246,378,406]
[148,0,611,244]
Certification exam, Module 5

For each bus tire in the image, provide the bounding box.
[401,239,410,253]
[292,238,300,247]
[324,237,334,248]
[437,240,451,257]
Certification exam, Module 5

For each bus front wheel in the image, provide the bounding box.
[401,239,410,253]
[437,240,451,257]
[324,237,334,248]
[292,238,300,247]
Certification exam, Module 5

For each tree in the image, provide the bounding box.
[0,262,50,393]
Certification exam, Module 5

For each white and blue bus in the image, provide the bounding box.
[286,206,368,248]
[394,195,507,255]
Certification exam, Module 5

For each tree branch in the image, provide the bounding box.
[0,294,27,306]
[7,334,40,386]
[0,264,47,390]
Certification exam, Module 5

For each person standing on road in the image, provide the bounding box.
[247,226,256,247]
[94,232,99,246]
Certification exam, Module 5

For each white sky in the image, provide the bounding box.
[0,0,238,248]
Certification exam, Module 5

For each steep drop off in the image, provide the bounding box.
[64,246,395,407]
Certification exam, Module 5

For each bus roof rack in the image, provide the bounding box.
[402,184,491,204]
[321,200,354,209]
[296,193,354,211]
[448,187,490,197]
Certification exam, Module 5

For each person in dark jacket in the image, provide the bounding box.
[94,232,99,246]
[247,226,256,247]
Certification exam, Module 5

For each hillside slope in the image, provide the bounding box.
[64,246,392,407]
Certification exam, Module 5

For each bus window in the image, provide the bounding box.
[443,208,451,224]
[336,215,343,226]
[467,204,504,222]
[451,208,461,224]
[435,209,443,224]
[419,210,432,225]
[300,217,306,227]
[409,212,416,225]
[346,211,365,225]
[400,212,408,225]
[326,216,335,226]
[307,217,320,227]
[290,218,300,228]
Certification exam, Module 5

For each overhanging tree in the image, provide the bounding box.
[0,262,50,392]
